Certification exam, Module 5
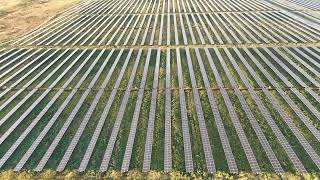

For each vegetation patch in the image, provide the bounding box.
[1,170,320,179]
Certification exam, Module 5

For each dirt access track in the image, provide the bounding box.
[0,0,82,43]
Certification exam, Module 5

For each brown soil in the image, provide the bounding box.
[0,0,82,43]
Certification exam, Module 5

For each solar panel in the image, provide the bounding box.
[215,48,261,172]
[276,12,320,40]
[223,47,311,172]
[302,47,320,68]
[241,48,320,142]
[87,0,137,45]
[264,48,320,103]
[142,48,161,172]
[121,49,152,172]
[181,0,218,161]
[262,12,311,42]
[164,49,172,172]
[100,49,142,172]
[31,49,101,171]
[166,0,170,46]
[120,16,156,172]
[77,49,131,171]
[278,48,320,87]
[0,49,59,89]
[236,47,320,167]
[235,13,269,43]
[0,0,319,174]
[0,49,43,80]
[0,49,81,127]
[186,48,215,173]
[189,0,214,44]
[204,48,238,173]
[224,13,257,43]
[176,48,194,173]
[0,49,19,63]
[252,47,320,125]
[0,49,33,73]
[14,51,88,170]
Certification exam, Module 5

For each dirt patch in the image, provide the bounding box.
[0,0,82,43]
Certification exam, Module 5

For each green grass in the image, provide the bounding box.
[109,91,137,170]
[0,47,319,173]
[129,90,150,170]
[257,91,318,172]
[150,90,165,170]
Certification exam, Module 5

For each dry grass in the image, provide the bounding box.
[1,170,320,179]
[0,0,82,43]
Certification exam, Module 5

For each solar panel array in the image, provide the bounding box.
[0,0,319,173]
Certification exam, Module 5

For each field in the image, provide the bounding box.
[0,0,320,176]
[0,0,81,43]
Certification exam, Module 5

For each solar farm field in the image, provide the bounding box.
[0,0,320,175]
